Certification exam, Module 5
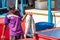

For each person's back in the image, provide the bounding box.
[6,11,23,36]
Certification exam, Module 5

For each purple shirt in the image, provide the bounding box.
[4,11,23,36]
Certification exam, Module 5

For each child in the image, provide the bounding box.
[1,5,27,40]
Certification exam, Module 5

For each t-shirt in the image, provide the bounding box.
[4,11,23,36]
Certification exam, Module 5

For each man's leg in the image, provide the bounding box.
[15,34,24,40]
[10,36,15,40]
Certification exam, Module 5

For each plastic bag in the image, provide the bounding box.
[25,15,36,34]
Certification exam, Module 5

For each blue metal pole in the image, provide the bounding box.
[2,0,5,8]
[20,0,24,16]
[23,0,27,7]
[20,0,27,16]
[48,0,52,23]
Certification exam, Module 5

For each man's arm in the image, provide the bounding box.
[2,25,7,35]
[1,24,7,40]
[21,12,32,21]
[21,12,28,21]
[21,14,27,21]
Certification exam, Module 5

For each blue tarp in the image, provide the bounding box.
[35,22,54,31]
[36,28,60,38]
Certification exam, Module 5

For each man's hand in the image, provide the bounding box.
[29,12,32,16]
[25,12,28,15]
[26,12,32,16]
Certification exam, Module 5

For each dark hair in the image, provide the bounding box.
[8,5,15,10]
[8,5,21,17]
[14,11,20,17]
